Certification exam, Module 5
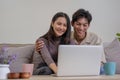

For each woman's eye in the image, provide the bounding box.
[57,22,61,25]
[63,24,67,27]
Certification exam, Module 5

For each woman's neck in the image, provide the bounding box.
[54,36,62,41]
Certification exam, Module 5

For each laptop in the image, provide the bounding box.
[57,45,103,76]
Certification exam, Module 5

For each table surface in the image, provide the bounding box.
[27,74,120,80]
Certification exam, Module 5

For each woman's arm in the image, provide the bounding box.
[38,38,57,74]
[49,63,57,74]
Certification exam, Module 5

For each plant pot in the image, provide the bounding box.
[0,64,10,79]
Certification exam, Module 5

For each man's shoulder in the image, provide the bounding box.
[71,31,74,35]
[87,32,102,45]
[87,32,101,39]
[70,31,74,39]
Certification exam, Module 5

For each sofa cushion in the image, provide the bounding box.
[0,44,33,54]
[3,45,35,72]
[104,38,120,74]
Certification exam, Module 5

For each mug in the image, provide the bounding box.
[103,62,116,75]
[22,64,34,76]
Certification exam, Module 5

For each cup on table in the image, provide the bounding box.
[103,62,116,75]
[22,64,34,76]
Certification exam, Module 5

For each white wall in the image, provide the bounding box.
[0,0,120,44]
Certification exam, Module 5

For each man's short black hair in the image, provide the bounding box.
[72,9,92,24]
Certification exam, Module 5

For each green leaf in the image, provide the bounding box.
[116,33,120,36]
[118,38,120,41]
[4,59,8,64]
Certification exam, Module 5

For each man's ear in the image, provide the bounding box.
[88,24,90,28]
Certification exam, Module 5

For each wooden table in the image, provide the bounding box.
[28,75,120,80]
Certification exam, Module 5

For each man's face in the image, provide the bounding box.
[72,18,89,38]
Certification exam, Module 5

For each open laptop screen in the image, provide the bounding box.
[57,45,103,76]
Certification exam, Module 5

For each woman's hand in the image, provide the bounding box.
[35,39,44,52]
[49,63,57,74]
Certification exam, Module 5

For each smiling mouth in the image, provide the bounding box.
[57,29,64,33]
[58,31,64,34]
[77,30,83,33]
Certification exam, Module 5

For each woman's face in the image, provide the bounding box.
[52,17,67,37]
[72,18,89,39]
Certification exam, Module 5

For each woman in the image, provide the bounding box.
[33,12,75,75]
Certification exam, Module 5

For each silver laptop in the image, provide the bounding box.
[57,45,103,76]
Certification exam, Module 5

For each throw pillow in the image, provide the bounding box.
[3,45,35,72]
[104,38,120,73]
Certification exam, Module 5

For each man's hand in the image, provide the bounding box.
[35,39,44,52]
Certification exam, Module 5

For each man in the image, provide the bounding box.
[71,9,101,45]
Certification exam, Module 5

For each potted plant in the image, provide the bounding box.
[116,33,120,41]
[0,54,17,79]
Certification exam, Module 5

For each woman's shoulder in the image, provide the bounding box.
[38,37,48,44]
[38,37,46,41]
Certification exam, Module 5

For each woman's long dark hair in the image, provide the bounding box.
[41,12,71,45]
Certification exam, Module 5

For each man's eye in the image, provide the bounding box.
[83,24,87,27]
[77,23,80,26]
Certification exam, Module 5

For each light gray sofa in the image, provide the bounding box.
[0,44,35,72]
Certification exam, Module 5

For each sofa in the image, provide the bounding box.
[0,44,35,72]
[0,39,120,74]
